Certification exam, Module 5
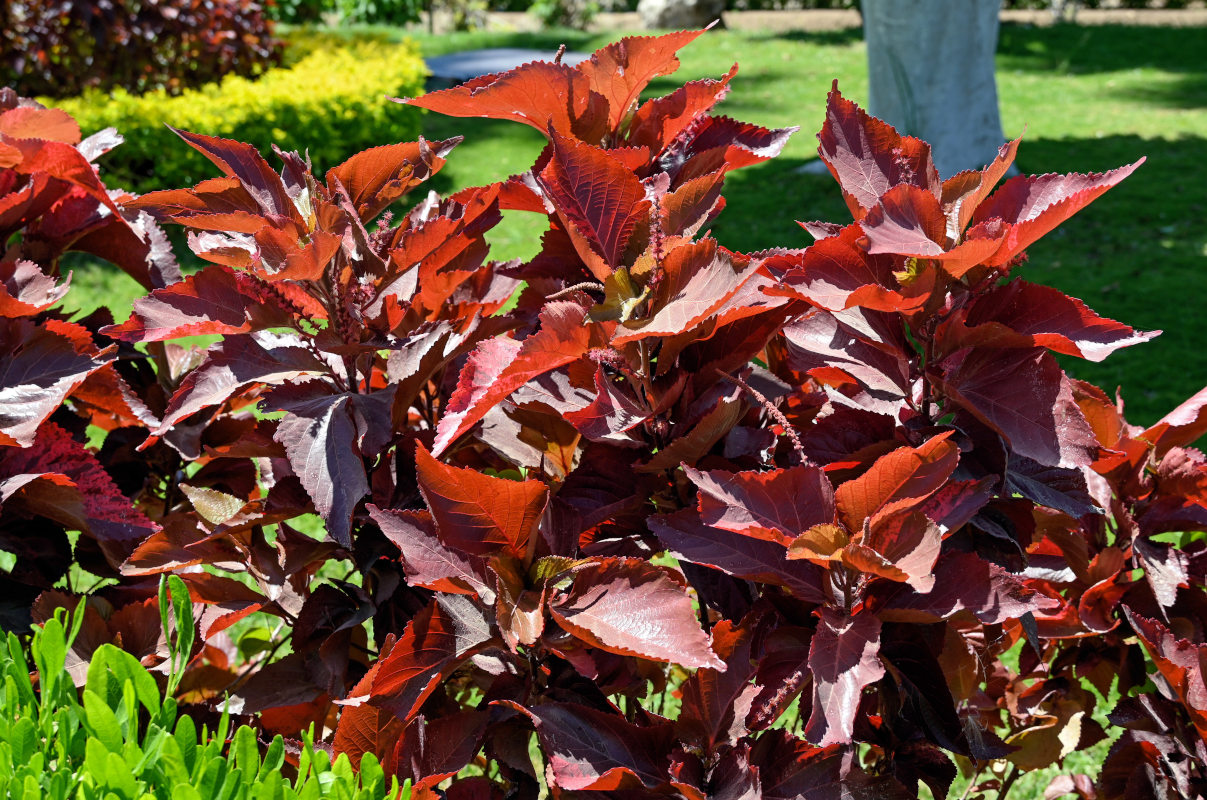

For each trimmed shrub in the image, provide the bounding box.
[50,40,428,195]
[0,0,282,100]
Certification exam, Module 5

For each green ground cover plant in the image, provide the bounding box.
[0,581,405,799]
[4,23,1207,800]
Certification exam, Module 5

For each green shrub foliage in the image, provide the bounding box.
[0,0,282,100]
[2,27,1207,800]
[51,40,427,195]
[0,591,404,799]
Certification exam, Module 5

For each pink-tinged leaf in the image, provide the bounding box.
[100,265,305,342]
[861,184,947,256]
[685,464,835,543]
[369,595,494,721]
[972,159,1144,266]
[816,82,938,219]
[5,138,121,214]
[661,170,726,238]
[684,115,797,176]
[1142,386,1207,456]
[768,224,919,313]
[648,509,826,603]
[858,510,942,592]
[264,381,367,548]
[947,136,1022,233]
[875,551,1058,624]
[398,60,607,143]
[781,311,912,403]
[941,347,1098,468]
[1124,609,1207,741]
[625,67,737,153]
[414,442,548,559]
[0,319,112,446]
[577,29,708,129]
[366,504,496,602]
[538,130,650,280]
[960,280,1159,363]
[433,302,599,455]
[153,332,327,437]
[804,608,885,746]
[834,433,959,532]
[0,260,69,317]
[612,245,759,344]
[563,366,649,444]
[327,137,457,222]
[0,106,82,144]
[523,702,675,790]
[170,128,300,223]
[550,557,724,669]
[1133,538,1189,610]
[333,635,403,775]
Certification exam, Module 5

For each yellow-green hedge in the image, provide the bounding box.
[52,39,427,195]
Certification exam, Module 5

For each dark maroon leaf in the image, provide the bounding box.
[366,505,496,601]
[523,702,675,791]
[264,381,367,547]
[648,509,826,603]
[941,347,1098,468]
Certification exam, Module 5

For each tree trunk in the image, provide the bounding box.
[863,0,1007,178]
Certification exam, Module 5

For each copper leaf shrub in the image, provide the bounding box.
[2,30,1206,800]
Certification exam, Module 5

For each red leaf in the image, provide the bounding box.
[803,608,884,746]
[834,432,958,532]
[816,82,938,220]
[399,61,607,143]
[972,159,1144,266]
[537,129,650,281]
[333,635,403,773]
[577,29,708,128]
[101,265,306,342]
[549,557,724,669]
[960,280,1159,363]
[395,708,489,787]
[170,128,301,223]
[264,382,369,548]
[326,137,457,222]
[753,733,912,800]
[611,244,759,345]
[685,464,835,544]
[647,509,826,604]
[678,617,760,750]
[369,595,494,720]
[1142,386,1207,456]
[433,301,599,455]
[1125,609,1207,741]
[860,184,947,256]
[625,67,737,153]
[0,106,81,144]
[366,505,496,601]
[153,332,327,437]
[414,441,548,559]
[522,702,675,790]
[0,318,112,446]
[857,510,943,592]
[0,422,159,560]
[563,366,649,444]
[875,551,1058,624]
[0,259,69,317]
[941,347,1098,468]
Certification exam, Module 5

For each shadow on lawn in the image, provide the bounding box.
[998,23,1207,108]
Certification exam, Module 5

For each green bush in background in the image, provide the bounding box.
[52,38,427,195]
[0,580,407,799]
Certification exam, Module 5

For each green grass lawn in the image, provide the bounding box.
[74,21,1207,424]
